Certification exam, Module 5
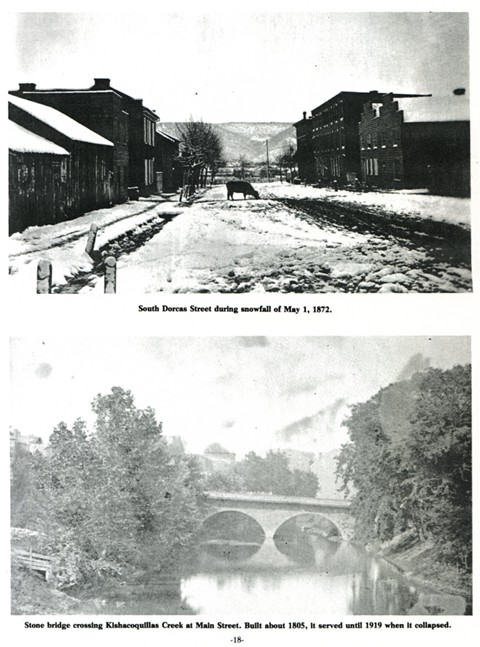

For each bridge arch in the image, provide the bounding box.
[273,512,342,540]
[201,492,354,542]
[199,510,266,559]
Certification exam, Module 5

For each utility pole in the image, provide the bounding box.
[266,140,270,182]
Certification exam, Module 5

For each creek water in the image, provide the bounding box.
[99,535,420,615]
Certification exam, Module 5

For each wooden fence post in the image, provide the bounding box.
[104,256,117,294]
[36,259,52,294]
[85,223,98,257]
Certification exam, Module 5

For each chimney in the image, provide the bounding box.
[93,78,111,90]
[303,111,307,120]
[19,83,36,92]
[453,88,466,96]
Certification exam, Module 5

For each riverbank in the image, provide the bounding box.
[368,530,471,614]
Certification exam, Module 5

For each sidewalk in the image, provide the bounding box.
[8,195,184,292]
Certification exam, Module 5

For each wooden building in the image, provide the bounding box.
[9,78,160,199]
[359,92,470,196]
[9,95,114,233]
[10,82,129,204]
[155,128,181,193]
[8,121,70,234]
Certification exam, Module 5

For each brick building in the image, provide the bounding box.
[9,78,160,200]
[294,90,430,186]
[309,91,385,184]
[293,111,315,182]
[359,92,470,196]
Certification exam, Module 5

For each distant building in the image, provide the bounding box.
[164,435,186,463]
[10,429,49,456]
[197,444,236,475]
[310,449,345,500]
[281,449,315,473]
[359,92,470,196]
[155,128,181,193]
[9,95,114,233]
[293,112,315,182]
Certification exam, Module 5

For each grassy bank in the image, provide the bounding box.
[371,531,472,614]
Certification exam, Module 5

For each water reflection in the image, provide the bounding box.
[182,536,418,615]
[93,532,421,615]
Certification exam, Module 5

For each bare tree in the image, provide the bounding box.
[277,144,297,182]
[176,118,224,195]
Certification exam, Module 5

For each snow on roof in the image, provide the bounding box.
[156,127,180,143]
[9,95,114,146]
[8,121,70,155]
[395,94,470,123]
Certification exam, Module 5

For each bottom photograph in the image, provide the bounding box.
[9,336,472,616]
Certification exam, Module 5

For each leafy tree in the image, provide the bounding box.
[11,444,45,530]
[336,365,471,570]
[24,387,204,587]
[237,450,318,497]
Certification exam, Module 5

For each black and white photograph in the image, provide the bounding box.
[10,336,472,617]
[7,12,471,294]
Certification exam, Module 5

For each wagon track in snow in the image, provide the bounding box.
[267,195,471,268]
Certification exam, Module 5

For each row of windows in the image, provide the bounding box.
[315,156,342,178]
[312,116,344,131]
[312,130,346,149]
[360,128,401,149]
[362,158,401,179]
[312,102,344,127]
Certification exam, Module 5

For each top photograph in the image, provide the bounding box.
[7,12,471,294]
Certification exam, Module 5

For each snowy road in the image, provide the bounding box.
[87,183,471,294]
[9,183,471,294]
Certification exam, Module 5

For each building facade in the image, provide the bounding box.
[10,81,129,203]
[359,93,470,196]
[155,129,181,193]
[309,91,384,184]
[9,95,114,232]
[293,112,315,182]
[9,78,160,200]
[8,121,70,234]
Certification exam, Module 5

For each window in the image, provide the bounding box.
[145,159,154,186]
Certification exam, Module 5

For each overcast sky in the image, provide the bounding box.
[10,337,470,456]
[10,12,469,122]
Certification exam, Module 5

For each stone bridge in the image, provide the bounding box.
[202,491,354,541]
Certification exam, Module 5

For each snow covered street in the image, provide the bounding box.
[9,182,471,294]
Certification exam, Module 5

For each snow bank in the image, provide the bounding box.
[8,199,183,292]
[262,182,470,229]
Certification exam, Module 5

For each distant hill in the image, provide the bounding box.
[158,122,296,163]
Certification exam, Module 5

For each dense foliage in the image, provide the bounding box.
[336,365,471,570]
[204,450,319,497]
[11,387,204,588]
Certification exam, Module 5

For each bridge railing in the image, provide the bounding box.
[12,547,52,581]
